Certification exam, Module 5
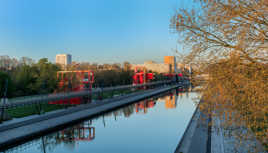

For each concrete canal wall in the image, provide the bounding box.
[174,101,266,153]
[0,84,180,149]
[174,99,210,153]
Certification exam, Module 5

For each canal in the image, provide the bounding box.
[3,90,199,153]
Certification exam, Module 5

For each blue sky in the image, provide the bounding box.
[0,0,195,64]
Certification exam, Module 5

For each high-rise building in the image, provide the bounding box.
[56,54,72,68]
[164,56,177,73]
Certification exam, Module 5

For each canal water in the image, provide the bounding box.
[3,90,199,153]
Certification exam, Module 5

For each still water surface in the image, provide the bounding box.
[4,90,199,153]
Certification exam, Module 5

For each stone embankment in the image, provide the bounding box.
[174,102,266,153]
[174,100,209,153]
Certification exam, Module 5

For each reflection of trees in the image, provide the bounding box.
[157,86,193,109]
[123,105,135,117]
[35,121,95,153]
[40,134,58,153]
[103,86,192,117]
[4,133,59,153]
[56,121,95,143]
[135,101,156,114]
[98,99,158,125]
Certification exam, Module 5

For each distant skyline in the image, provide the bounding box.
[0,0,196,64]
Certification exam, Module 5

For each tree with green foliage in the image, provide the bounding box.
[33,58,60,94]
[9,58,60,96]
[94,69,133,87]
[12,64,37,96]
[0,71,14,98]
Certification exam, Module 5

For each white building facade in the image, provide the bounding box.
[56,54,72,66]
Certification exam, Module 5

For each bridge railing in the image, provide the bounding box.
[0,80,172,110]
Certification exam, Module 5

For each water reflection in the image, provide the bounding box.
[56,121,95,142]
[3,87,198,153]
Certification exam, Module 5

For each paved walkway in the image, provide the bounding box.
[211,115,265,153]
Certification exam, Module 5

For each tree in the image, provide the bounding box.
[171,0,268,63]
[0,72,14,98]
[34,58,60,94]
[0,55,19,71]
[12,64,37,96]
[123,61,131,71]
[20,57,34,66]
[171,0,268,151]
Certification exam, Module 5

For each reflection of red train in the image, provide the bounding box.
[135,100,156,113]
[50,71,94,105]
[57,122,95,142]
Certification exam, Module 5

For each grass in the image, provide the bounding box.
[92,89,136,100]
[6,104,66,118]
[4,88,141,119]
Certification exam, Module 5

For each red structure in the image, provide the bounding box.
[132,67,154,85]
[50,70,94,105]
[57,70,94,91]
[135,100,156,113]
[57,122,95,142]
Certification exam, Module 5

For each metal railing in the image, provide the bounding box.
[0,80,172,110]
